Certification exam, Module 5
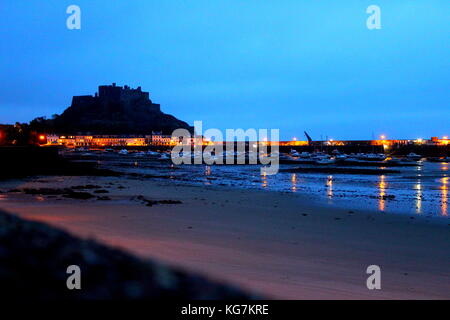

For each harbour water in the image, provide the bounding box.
[88,152,449,218]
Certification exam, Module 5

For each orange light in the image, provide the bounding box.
[39,135,45,140]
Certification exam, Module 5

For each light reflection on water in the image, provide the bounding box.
[415,180,422,214]
[442,177,448,216]
[291,174,297,193]
[261,172,268,189]
[326,176,333,200]
[378,175,387,212]
[97,155,450,218]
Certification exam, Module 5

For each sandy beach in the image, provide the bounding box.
[1,175,449,299]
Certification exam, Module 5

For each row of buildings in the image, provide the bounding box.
[283,137,449,147]
[45,132,176,147]
[43,133,449,148]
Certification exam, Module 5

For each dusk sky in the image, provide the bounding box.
[0,0,448,140]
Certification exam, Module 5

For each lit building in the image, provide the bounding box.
[39,134,450,149]
[151,131,173,146]
[48,134,170,147]
[431,137,449,145]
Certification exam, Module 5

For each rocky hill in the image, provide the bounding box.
[30,83,193,135]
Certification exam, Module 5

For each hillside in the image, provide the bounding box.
[30,83,193,135]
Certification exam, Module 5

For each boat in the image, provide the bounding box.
[290,149,300,157]
[159,153,170,160]
[335,154,348,161]
[177,151,192,158]
[344,157,360,162]
[310,152,328,159]
[118,149,128,155]
[357,153,386,161]
[147,150,160,156]
[299,152,311,158]
[134,151,146,157]
[331,149,340,155]
[406,153,422,161]
[316,158,336,165]
[385,157,401,164]
[269,151,279,158]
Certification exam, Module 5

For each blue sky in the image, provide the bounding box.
[0,0,448,140]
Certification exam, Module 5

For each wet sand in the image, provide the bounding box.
[1,176,449,299]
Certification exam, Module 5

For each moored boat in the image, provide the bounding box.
[406,152,422,161]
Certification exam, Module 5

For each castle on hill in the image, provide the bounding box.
[29,83,193,135]
[72,83,161,113]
